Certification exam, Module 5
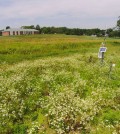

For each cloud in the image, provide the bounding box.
[0,0,120,29]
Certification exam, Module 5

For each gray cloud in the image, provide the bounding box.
[0,0,120,29]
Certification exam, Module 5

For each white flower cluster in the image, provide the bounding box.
[0,54,119,133]
[43,88,105,134]
[27,121,45,134]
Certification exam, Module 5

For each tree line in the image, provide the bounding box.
[17,25,120,37]
[21,17,120,37]
[0,17,120,37]
[23,24,120,37]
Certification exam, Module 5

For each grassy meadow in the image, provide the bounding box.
[0,34,120,134]
[0,34,120,64]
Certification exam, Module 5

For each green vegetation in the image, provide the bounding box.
[0,34,120,64]
[0,34,120,134]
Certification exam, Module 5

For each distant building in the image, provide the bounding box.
[2,28,39,36]
[91,34,97,37]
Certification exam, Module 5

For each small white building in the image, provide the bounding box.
[2,28,39,36]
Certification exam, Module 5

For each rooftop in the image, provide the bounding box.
[3,28,38,32]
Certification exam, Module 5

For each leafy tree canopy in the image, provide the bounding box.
[6,26,10,29]
[36,25,40,30]
[117,16,120,29]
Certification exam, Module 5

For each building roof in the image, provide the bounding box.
[2,28,38,32]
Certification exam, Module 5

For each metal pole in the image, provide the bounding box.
[108,62,113,78]
[101,52,104,64]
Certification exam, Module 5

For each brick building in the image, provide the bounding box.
[2,28,39,36]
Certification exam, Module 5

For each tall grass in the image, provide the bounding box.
[0,34,120,64]
[0,35,120,134]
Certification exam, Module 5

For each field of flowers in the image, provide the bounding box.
[0,35,120,134]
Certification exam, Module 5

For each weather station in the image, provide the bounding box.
[98,43,107,61]
[97,29,117,79]
[98,31,107,64]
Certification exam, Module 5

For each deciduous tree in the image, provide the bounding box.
[117,16,120,30]
[6,26,10,29]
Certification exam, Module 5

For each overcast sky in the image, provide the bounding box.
[0,0,120,29]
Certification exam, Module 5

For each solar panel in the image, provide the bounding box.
[99,47,107,52]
